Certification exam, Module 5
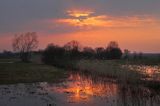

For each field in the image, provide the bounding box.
[0,58,67,84]
[0,57,160,89]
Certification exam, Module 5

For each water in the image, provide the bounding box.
[0,72,160,106]
[122,65,160,81]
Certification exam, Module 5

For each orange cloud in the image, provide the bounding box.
[67,10,94,17]
[55,10,158,29]
[1,9,160,53]
[56,15,108,27]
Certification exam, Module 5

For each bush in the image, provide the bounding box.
[42,44,79,69]
[42,44,65,65]
[106,48,122,59]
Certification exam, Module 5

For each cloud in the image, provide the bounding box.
[0,0,160,34]
[25,9,158,35]
[54,9,158,30]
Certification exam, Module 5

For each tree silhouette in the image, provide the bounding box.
[64,40,81,51]
[64,40,81,59]
[106,41,122,59]
[42,42,80,68]
[42,40,123,68]
[12,32,38,62]
[42,43,66,66]
[83,47,95,59]
[95,47,105,59]
[106,41,119,51]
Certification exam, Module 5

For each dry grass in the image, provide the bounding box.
[77,60,143,83]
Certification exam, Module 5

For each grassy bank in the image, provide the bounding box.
[76,60,144,83]
[0,59,67,84]
[76,59,160,90]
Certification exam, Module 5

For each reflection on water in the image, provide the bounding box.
[0,72,160,106]
[46,73,118,103]
[122,65,160,81]
[0,83,56,106]
[144,66,160,81]
[42,72,160,106]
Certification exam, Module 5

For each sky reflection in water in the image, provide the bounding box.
[43,72,160,106]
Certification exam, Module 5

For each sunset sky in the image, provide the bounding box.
[0,0,160,53]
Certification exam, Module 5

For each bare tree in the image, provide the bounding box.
[64,40,81,59]
[64,40,81,51]
[106,41,119,51]
[12,32,38,62]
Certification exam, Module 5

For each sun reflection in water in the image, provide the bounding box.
[39,72,160,105]
[51,73,118,102]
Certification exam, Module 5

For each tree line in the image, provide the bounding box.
[12,32,122,64]
[42,40,122,68]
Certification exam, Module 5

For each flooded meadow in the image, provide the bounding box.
[0,68,160,106]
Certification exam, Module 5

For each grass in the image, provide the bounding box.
[123,58,160,66]
[77,60,142,82]
[77,59,143,83]
[76,59,160,90]
[0,56,159,90]
[0,59,67,84]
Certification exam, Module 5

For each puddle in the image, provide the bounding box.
[122,65,160,81]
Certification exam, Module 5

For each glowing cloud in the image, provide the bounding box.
[56,15,108,27]
[56,10,108,27]
[55,10,157,29]
[67,10,94,17]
